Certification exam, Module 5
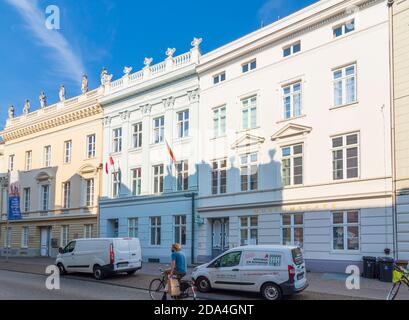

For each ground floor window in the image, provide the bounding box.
[4,227,11,248]
[84,225,93,238]
[61,226,69,247]
[21,227,29,248]
[128,218,138,238]
[240,216,258,246]
[332,210,360,251]
[174,215,187,245]
[150,217,161,246]
[282,213,304,248]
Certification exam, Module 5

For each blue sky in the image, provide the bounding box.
[0,0,317,126]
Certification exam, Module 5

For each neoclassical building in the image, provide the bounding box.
[0,86,104,257]
[99,41,201,263]
[196,0,394,272]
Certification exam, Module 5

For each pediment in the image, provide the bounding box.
[35,171,53,182]
[271,123,312,141]
[79,164,97,175]
[231,134,265,149]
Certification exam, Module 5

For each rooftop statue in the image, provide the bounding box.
[8,105,14,119]
[59,84,66,102]
[81,75,88,94]
[39,92,46,109]
[23,99,30,115]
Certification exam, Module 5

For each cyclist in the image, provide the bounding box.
[168,243,187,280]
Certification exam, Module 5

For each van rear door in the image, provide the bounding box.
[113,239,131,271]
[128,238,142,269]
[291,247,307,289]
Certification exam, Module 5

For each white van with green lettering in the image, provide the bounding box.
[192,245,308,300]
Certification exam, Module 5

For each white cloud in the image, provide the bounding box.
[258,0,285,24]
[6,0,85,84]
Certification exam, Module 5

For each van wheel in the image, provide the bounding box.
[57,263,67,276]
[261,283,282,301]
[196,277,211,293]
[93,266,105,280]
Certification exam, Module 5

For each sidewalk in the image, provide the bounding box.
[0,257,408,300]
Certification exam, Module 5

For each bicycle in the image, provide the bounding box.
[386,264,409,300]
[149,268,197,300]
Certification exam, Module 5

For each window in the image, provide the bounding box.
[176,161,189,191]
[214,251,242,268]
[21,227,29,248]
[174,215,187,245]
[240,153,258,192]
[283,82,302,119]
[8,155,15,171]
[86,179,95,206]
[84,225,93,238]
[40,184,50,211]
[62,182,71,209]
[333,64,357,106]
[213,106,226,137]
[282,213,304,247]
[63,241,76,254]
[131,168,142,196]
[64,140,72,164]
[61,226,69,247]
[240,216,258,246]
[87,134,96,158]
[44,146,51,167]
[212,159,227,195]
[153,165,164,194]
[332,133,359,180]
[150,217,161,245]
[153,116,165,144]
[213,72,226,84]
[112,171,121,198]
[282,144,303,186]
[132,123,143,149]
[25,151,32,171]
[177,110,189,138]
[112,128,122,153]
[128,218,138,238]
[283,42,301,57]
[333,20,355,37]
[241,96,257,130]
[242,60,257,73]
[332,211,360,251]
[23,188,31,213]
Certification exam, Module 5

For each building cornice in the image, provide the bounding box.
[198,0,383,73]
[1,97,103,142]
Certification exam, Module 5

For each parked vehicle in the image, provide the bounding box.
[192,245,308,300]
[55,238,142,280]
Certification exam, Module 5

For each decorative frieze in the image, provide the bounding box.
[188,89,200,103]
[162,96,176,109]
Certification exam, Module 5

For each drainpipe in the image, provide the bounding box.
[387,0,398,260]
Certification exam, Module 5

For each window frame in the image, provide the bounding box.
[240,153,258,192]
[23,187,31,213]
[9,154,15,171]
[150,216,161,246]
[333,19,355,38]
[64,140,72,164]
[43,146,51,167]
[281,144,304,187]
[332,132,360,181]
[282,81,302,120]
[152,164,164,194]
[153,116,165,144]
[132,123,143,149]
[60,225,69,247]
[174,215,187,245]
[25,151,32,171]
[62,181,71,209]
[211,158,227,195]
[177,110,190,139]
[242,59,257,73]
[84,224,93,238]
[112,171,121,198]
[332,63,357,107]
[213,106,227,138]
[283,41,301,57]
[86,178,95,207]
[241,96,257,130]
[131,168,142,196]
[331,210,360,252]
[176,160,189,192]
[213,72,226,85]
[112,127,123,153]
[128,218,138,238]
[21,226,29,249]
[87,134,96,159]
[281,213,304,248]
[239,216,259,246]
[40,184,50,211]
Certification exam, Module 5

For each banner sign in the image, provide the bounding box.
[8,171,22,221]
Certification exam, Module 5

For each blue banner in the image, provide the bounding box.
[8,196,22,221]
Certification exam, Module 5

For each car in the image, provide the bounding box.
[192,245,308,300]
[55,238,142,280]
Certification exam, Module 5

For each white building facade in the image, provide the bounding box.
[99,42,202,263]
[196,0,394,272]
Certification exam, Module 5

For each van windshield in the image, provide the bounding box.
[292,248,304,265]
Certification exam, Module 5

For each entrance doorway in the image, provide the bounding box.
[40,227,51,257]
[107,219,119,238]
[211,218,229,258]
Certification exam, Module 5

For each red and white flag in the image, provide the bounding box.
[165,139,176,164]
[105,156,115,174]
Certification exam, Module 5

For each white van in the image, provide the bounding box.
[192,245,308,300]
[55,238,142,280]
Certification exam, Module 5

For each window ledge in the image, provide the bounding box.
[129,147,143,153]
[277,115,306,124]
[330,101,358,111]
[174,137,192,144]
[110,152,122,157]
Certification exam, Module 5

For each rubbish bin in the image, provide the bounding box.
[362,256,377,279]
[378,257,394,283]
